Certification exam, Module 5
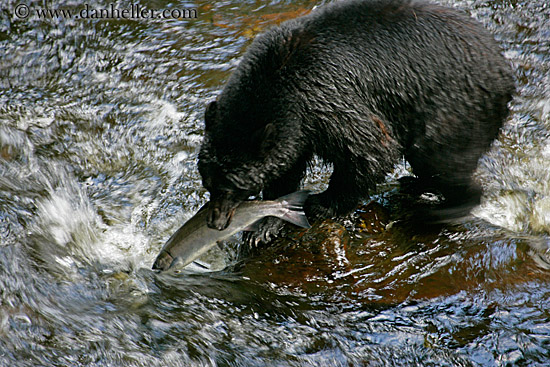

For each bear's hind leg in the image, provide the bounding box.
[406,145,485,222]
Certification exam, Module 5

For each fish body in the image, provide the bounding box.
[152,191,310,271]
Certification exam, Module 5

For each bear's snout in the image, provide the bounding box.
[207,196,239,231]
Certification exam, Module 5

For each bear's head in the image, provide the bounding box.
[198,100,268,230]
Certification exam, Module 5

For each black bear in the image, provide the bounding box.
[198,0,514,242]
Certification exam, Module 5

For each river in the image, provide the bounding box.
[1,0,549,365]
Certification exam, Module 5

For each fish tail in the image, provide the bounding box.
[277,190,311,229]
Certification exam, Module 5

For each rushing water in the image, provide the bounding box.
[1,0,549,365]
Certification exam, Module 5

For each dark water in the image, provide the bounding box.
[1,0,549,365]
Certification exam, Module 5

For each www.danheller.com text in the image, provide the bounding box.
[12,3,198,20]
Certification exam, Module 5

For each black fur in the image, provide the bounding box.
[198,0,515,236]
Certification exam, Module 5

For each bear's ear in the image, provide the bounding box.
[204,100,217,131]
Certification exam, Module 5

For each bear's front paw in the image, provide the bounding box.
[242,217,284,247]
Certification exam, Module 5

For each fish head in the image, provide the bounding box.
[152,250,175,271]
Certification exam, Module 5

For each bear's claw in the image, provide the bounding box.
[243,217,284,247]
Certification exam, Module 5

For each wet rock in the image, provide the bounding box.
[356,201,390,234]
[241,220,352,295]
